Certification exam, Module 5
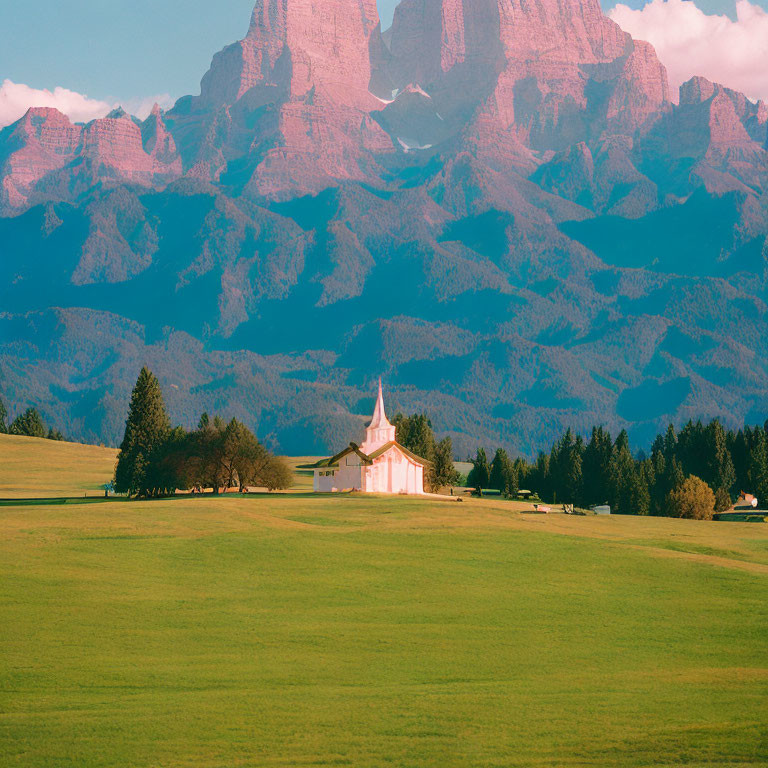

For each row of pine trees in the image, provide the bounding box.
[469,420,768,518]
[0,397,64,441]
[114,368,291,498]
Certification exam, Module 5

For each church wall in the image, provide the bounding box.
[363,448,425,495]
[314,453,365,492]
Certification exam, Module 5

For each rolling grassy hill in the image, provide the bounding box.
[0,434,118,498]
[0,436,766,767]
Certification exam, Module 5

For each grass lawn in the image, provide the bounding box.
[0,434,118,499]
[0,437,767,767]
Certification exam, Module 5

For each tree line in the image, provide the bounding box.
[468,419,768,519]
[114,368,291,498]
[0,396,64,441]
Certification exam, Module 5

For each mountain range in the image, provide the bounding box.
[1,0,767,458]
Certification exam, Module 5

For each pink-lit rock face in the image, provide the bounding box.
[671,77,768,194]
[387,0,670,152]
[0,107,182,211]
[200,0,381,110]
[83,116,158,181]
[141,105,183,176]
[0,0,765,214]
[0,108,82,210]
[177,0,394,197]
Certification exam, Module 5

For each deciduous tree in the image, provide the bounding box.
[667,476,716,520]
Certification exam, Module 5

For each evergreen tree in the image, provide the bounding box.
[47,427,64,441]
[486,448,519,498]
[649,434,667,515]
[665,456,685,493]
[746,427,768,505]
[394,412,450,490]
[433,437,460,491]
[608,430,636,514]
[9,408,46,438]
[677,420,708,479]
[714,487,732,515]
[0,396,7,433]
[704,420,735,511]
[729,429,750,494]
[650,455,685,516]
[503,459,520,498]
[662,424,678,460]
[467,448,491,494]
[631,460,653,516]
[565,433,584,505]
[582,427,612,507]
[114,368,171,497]
[489,448,510,492]
[405,414,436,464]
[529,452,551,500]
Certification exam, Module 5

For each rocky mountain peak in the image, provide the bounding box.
[198,0,382,112]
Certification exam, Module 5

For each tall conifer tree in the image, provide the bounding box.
[0,396,8,433]
[467,448,491,493]
[432,437,460,491]
[704,420,735,510]
[582,427,612,506]
[489,448,510,492]
[608,430,635,513]
[114,368,171,497]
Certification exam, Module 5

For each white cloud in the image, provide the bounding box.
[610,0,768,103]
[0,79,175,129]
[124,95,175,120]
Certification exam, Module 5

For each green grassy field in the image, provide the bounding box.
[0,434,118,498]
[1,436,767,767]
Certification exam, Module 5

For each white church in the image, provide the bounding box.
[309,380,428,495]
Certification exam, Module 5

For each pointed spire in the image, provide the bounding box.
[369,377,391,429]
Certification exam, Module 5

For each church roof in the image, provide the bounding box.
[304,440,430,470]
[366,441,431,466]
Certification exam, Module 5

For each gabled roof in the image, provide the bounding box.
[302,440,431,470]
[366,441,431,466]
[329,442,373,466]
[297,458,339,470]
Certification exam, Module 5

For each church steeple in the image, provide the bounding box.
[370,378,390,429]
[361,378,397,453]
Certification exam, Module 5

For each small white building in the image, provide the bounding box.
[310,380,427,495]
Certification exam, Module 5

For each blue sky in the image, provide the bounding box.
[0,0,765,112]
